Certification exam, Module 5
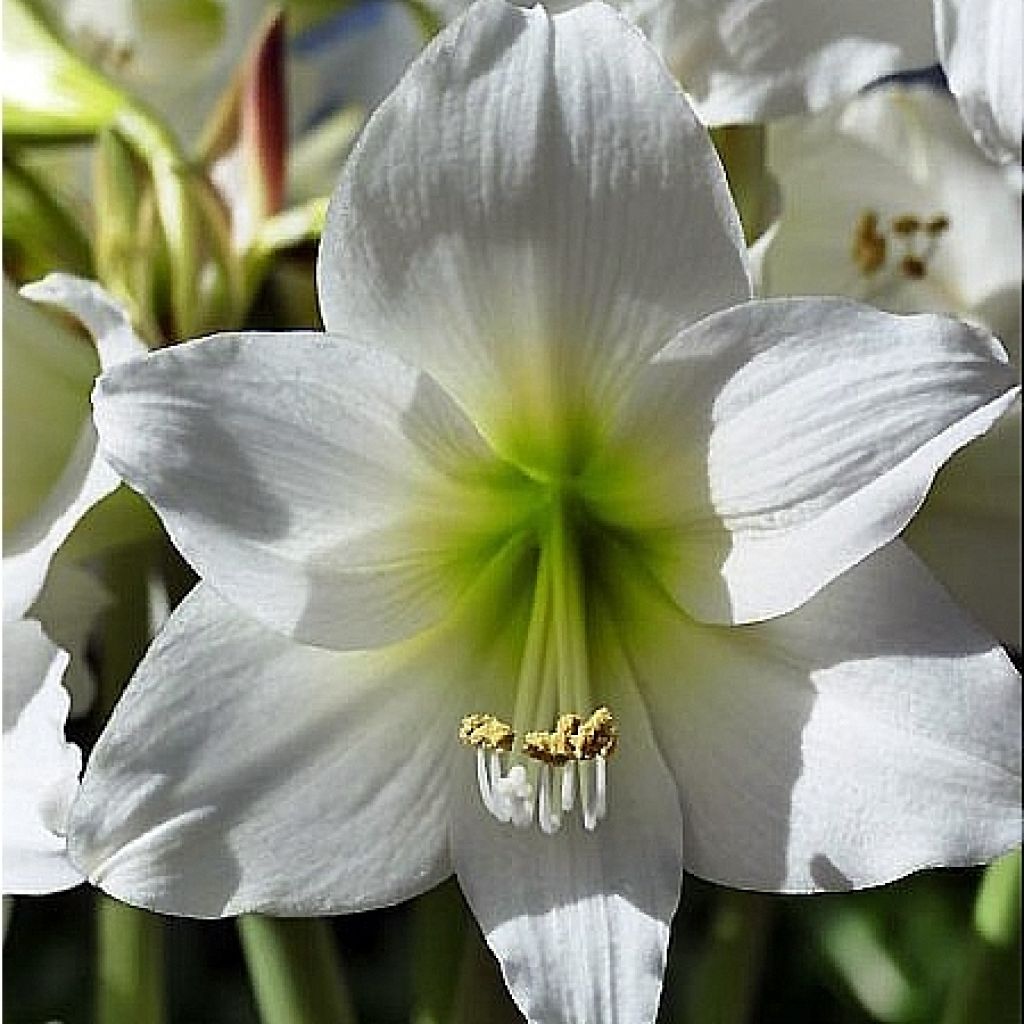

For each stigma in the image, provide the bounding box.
[460,708,618,834]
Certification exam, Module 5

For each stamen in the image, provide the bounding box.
[851,208,951,284]
[852,211,886,275]
[489,750,511,823]
[476,747,496,816]
[460,713,514,751]
[900,255,927,279]
[890,214,922,235]
[594,755,608,820]
[561,761,576,812]
[580,760,599,831]
[460,707,617,833]
[538,764,562,835]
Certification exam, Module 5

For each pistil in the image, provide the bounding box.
[460,491,617,834]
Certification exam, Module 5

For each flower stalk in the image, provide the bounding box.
[2,156,93,279]
[411,881,469,1024]
[238,916,357,1024]
[941,850,1022,1024]
[96,544,166,1024]
[682,890,773,1024]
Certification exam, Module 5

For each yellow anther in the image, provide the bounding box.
[891,214,922,235]
[852,211,886,275]
[576,707,619,759]
[925,215,951,236]
[521,707,618,763]
[459,713,514,751]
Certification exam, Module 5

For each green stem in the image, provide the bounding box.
[410,880,469,1024]
[96,896,166,1024]
[941,851,1022,1024]
[683,890,773,1024]
[96,545,165,1024]
[3,156,93,278]
[238,916,357,1024]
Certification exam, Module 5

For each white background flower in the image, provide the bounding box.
[69,4,1021,1022]
[3,275,145,895]
[761,84,1022,645]
[935,0,1023,165]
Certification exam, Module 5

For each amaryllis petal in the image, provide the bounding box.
[318,0,749,461]
[625,541,1020,891]
[3,619,82,895]
[608,297,1019,625]
[93,330,516,650]
[69,583,463,917]
[453,674,682,1024]
[935,0,1023,165]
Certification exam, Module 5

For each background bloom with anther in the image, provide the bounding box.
[69,2,1021,1021]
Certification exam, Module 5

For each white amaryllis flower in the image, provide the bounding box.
[3,275,144,895]
[70,3,1020,1020]
[761,84,1022,645]
[935,0,1023,165]
[425,0,938,124]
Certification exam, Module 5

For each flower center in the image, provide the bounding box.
[852,209,951,282]
[458,487,620,834]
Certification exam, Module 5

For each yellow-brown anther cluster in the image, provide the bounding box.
[852,209,951,281]
[575,706,619,759]
[459,713,515,751]
[459,707,619,763]
[522,707,619,764]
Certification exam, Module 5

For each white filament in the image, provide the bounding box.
[538,764,562,835]
[475,750,608,833]
[561,761,576,812]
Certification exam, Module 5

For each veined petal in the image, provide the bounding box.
[4,275,145,622]
[318,0,749,461]
[453,666,682,1024]
[69,583,465,917]
[936,0,1023,165]
[621,541,1021,892]
[93,330,518,650]
[611,297,1019,625]
[3,619,83,895]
